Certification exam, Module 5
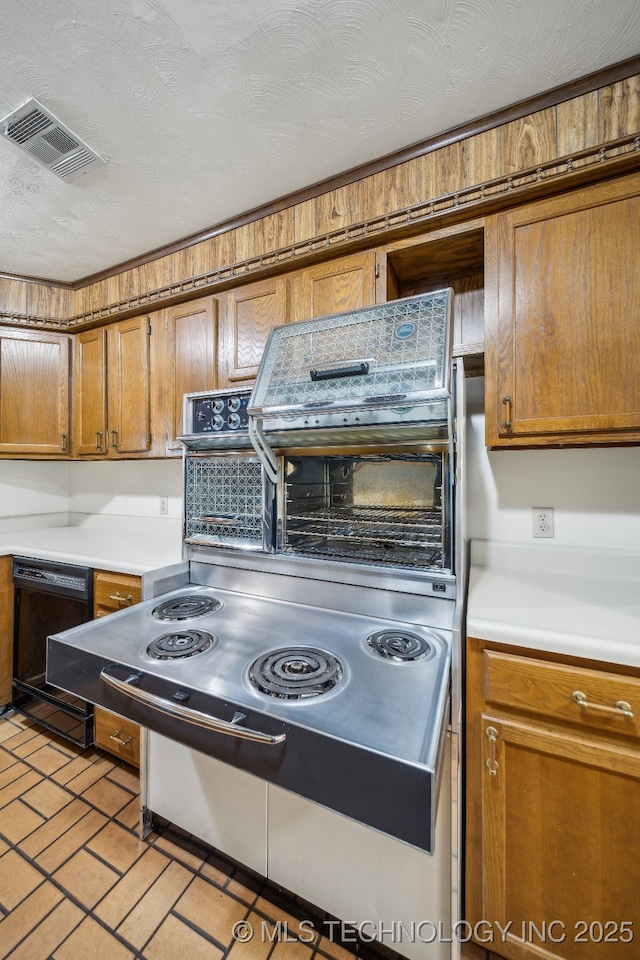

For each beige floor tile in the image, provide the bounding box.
[0,881,63,959]
[143,913,224,960]
[27,744,74,776]
[0,838,7,856]
[53,848,120,909]
[86,820,146,873]
[200,857,232,888]
[21,779,73,818]
[0,720,33,745]
[19,798,92,859]
[11,732,58,760]
[53,915,135,960]
[0,749,17,774]
[58,755,116,793]
[35,808,108,873]
[106,763,139,794]
[114,796,141,830]
[175,875,248,945]
[51,751,105,786]
[0,849,44,911]
[225,912,274,960]
[0,727,41,754]
[0,799,46,844]
[225,868,262,906]
[0,760,29,792]
[254,896,320,944]
[116,859,193,950]
[80,776,132,817]
[149,832,206,871]
[5,897,84,960]
[94,847,170,929]
[269,938,314,960]
[0,768,41,806]
[316,935,358,959]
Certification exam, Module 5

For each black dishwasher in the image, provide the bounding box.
[12,556,94,746]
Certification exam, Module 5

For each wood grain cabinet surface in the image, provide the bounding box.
[92,569,143,766]
[485,170,640,446]
[0,556,14,707]
[74,315,159,457]
[218,276,289,388]
[0,328,71,456]
[160,296,218,454]
[466,639,640,960]
[289,250,378,322]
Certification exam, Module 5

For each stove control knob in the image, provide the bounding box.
[213,414,224,430]
[227,396,241,412]
[213,399,225,413]
[228,413,241,429]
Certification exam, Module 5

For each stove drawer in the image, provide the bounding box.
[94,570,142,617]
[484,650,640,738]
[94,706,140,766]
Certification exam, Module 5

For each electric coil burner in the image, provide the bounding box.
[147,630,215,660]
[366,629,432,662]
[152,595,221,621]
[249,646,343,699]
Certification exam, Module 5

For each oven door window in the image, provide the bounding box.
[282,453,448,570]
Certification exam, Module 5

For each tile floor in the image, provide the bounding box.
[0,711,394,960]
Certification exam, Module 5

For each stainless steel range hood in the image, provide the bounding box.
[247,290,453,480]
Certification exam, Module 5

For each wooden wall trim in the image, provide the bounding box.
[64,133,639,329]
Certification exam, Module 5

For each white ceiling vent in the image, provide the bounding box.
[0,97,105,181]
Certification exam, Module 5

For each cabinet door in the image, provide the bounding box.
[218,277,288,387]
[107,316,152,455]
[74,327,108,456]
[0,556,13,706]
[163,297,218,454]
[477,714,640,960]
[0,329,70,455]
[485,172,640,446]
[290,250,377,321]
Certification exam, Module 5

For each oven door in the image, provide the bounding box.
[183,453,275,552]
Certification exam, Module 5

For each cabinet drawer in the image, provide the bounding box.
[483,650,640,738]
[94,706,140,766]
[94,570,142,617]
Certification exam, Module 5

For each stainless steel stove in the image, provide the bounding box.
[46,291,465,960]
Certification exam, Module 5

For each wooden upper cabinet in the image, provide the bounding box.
[75,327,108,455]
[218,277,289,387]
[107,316,152,455]
[75,316,154,457]
[290,250,378,321]
[485,171,640,447]
[162,296,218,454]
[0,328,70,456]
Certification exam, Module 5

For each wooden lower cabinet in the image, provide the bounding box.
[466,639,640,960]
[0,556,13,707]
[92,569,143,766]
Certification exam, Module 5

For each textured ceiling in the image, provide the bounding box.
[0,0,638,284]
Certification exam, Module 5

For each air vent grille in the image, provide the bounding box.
[0,97,105,181]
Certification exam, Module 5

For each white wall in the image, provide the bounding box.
[466,377,640,550]
[0,460,69,529]
[68,459,183,521]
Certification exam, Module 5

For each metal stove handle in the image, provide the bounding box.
[100,668,286,745]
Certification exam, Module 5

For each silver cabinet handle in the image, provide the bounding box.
[110,730,133,746]
[100,667,286,744]
[572,690,634,719]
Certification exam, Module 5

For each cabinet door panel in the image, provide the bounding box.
[0,330,70,455]
[75,327,107,455]
[108,316,151,454]
[219,277,288,386]
[480,715,640,960]
[164,297,217,453]
[290,251,377,321]
[485,172,640,446]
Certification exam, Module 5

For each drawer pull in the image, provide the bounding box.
[572,690,634,719]
[109,730,133,746]
[109,592,134,606]
[485,725,498,776]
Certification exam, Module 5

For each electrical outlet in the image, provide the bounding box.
[159,497,168,516]
[532,507,554,538]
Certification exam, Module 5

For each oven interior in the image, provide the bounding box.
[279,452,450,571]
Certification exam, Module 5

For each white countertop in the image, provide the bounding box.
[467,540,640,668]
[0,515,183,576]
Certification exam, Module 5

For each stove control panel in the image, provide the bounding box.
[185,389,252,436]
